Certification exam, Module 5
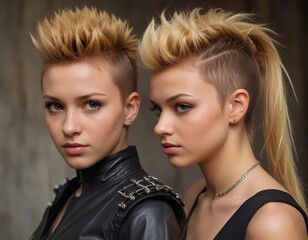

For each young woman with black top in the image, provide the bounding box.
[140,8,307,240]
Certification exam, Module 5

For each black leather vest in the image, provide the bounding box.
[30,146,186,240]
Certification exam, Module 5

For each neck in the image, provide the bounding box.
[76,146,140,192]
[199,131,257,199]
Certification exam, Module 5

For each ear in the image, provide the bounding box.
[227,89,249,124]
[124,92,140,126]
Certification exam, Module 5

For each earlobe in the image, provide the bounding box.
[124,92,140,126]
[228,89,249,124]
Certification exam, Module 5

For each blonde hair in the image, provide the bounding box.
[140,8,307,212]
[31,6,138,99]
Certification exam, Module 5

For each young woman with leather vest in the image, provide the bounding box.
[29,6,185,240]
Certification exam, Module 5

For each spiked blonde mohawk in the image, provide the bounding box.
[31,6,138,95]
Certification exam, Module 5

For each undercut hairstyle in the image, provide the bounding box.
[31,6,138,100]
[140,8,307,212]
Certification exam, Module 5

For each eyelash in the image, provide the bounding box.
[149,103,193,115]
[45,102,63,113]
[175,103,193,113]
[84,100,102,110]
[149,104,162,116]
[44,100,103,113]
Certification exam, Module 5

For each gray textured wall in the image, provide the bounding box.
[0,0,307,239]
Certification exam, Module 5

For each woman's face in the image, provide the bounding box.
[150,62,230,168]
[42,60,128,169]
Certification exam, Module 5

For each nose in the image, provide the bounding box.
[154,112,174,137]
[62,109,81,136]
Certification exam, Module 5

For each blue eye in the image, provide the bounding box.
[149,104,162,116]
[84,101,102,110]
[175,103,192,113]
[45,102,64,112]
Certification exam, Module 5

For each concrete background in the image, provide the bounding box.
[0,0,307,239]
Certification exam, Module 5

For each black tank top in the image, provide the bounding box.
[187,189,308,239]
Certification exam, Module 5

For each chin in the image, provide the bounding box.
[168,156,192,169]
[64,158,91,170]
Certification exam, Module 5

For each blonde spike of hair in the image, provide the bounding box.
[31,7,137,69]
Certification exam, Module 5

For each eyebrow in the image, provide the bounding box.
[150,93,194,105]
[166,93,194,102]
[43,92,107,101]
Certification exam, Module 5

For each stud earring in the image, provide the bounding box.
[128,119,132,124]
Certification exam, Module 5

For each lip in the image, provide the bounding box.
[161,142,180,155]
[62,142,89,155]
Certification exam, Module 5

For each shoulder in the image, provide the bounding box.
[246,201,307,240]
[126,199,176,218]
[184,179,206,215]
[124,198,185,225]
[116,175,186,224]
[119,200,182,240]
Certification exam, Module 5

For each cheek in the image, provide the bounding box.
[199,117,229,157]
[185,107,228,145]
[45,115,57,135]
[87,110,124,135]
[44,116,62,148]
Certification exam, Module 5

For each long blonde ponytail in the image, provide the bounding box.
[248,28,307,212]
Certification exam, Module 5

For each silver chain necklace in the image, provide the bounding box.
[215,161,260,198]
